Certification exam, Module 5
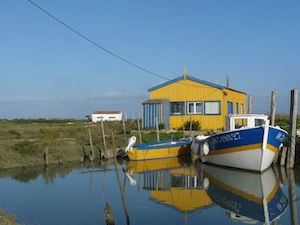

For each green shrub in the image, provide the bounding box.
[12,140,39,155]
[8,129,22,138]
[182,120,201,131]
[158,123,165,130]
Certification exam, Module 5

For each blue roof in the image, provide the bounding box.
[148,75,226,92]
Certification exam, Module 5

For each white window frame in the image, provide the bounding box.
[170,102,185,115]
[187,101,203,115]
[204,101,221,115]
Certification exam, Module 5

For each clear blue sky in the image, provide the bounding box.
[0,0,299,118]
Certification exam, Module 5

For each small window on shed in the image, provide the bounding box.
[187,102,202,114]
[170,102,185,115]
[204,101,220,115]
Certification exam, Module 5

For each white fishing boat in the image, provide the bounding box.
[191,114,288,171]
[201,164,288,224]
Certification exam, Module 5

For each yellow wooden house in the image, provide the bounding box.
[142,72,247,130]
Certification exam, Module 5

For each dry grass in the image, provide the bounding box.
[0,209,18,225]
[0,119,182,169]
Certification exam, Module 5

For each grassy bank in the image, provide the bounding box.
[0,116,299,170]
[0,119,182,169]
[0,209,18,225]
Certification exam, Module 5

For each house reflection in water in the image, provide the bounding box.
[126,157,213,222]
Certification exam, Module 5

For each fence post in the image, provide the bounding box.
[287,89,298,168]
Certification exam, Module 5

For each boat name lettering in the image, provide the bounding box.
[276,133,286,142]
[214,132,241,144]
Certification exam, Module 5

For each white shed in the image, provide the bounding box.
[91,111,122,123]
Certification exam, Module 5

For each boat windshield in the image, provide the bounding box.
[227,114,268,131]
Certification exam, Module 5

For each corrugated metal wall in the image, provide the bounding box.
[148,78,247,130]
[143,100,170,129]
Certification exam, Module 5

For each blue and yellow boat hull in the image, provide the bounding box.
[127,139,191,160]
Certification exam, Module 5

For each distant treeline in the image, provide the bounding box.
[0,118,84,124]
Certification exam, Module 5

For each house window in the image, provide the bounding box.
[205,101,221,115]
[236,103,239,114]
[187,102,202,114]
[170,102,185,115]
[241,104,244,114]
[227,101,233,115]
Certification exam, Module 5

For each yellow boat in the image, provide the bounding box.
[126,138,191,160]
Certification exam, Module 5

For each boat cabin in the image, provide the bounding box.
[226,114,269,131]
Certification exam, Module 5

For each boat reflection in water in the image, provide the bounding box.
[126,157,288,224]
[201,164,288,224]
[126,157,213,221]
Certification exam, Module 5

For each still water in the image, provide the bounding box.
[0,157,298,225]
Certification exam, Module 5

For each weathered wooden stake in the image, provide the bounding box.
[189,116,193,137]
[287,169,298,225]
[88,128,95,161]
[122,117,127,145]
[111,132,130,225]
[155,116,160,142]
[279,166,287,185]
[270,91,277,126]
[104,202,115,225]
[248,95,253,114]
[44,146,49,167]
[280,146,287,166]
[101,118,107,151]
[287,89,298,168]
[182,117,185,138]
[137,119,142,144]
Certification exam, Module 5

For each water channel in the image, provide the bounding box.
[0,157,298,225]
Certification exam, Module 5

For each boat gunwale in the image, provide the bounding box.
[133,138,191,150]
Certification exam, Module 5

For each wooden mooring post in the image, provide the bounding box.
[122,116,127,145]
[88,128,95,161]
[137,119,142,144]
[155,116,160,142]
[287,89,298,168]
[270,91,277,126]
[111,132,130,225]
[280,146,288,166]
[44,146,49,167]
[101,118,107,151]
[287,169,298,225]
[189,116,193,137]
